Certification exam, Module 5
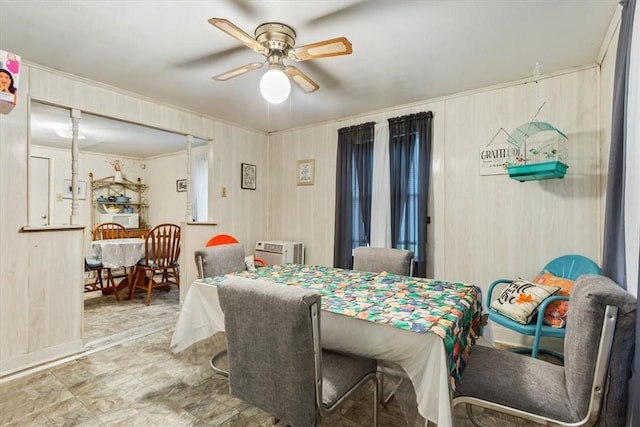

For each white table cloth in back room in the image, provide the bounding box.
[91,237,145,269]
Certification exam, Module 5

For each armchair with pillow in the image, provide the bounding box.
[486,254,601,359]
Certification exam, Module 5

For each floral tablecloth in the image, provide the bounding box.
[199,264,483,388]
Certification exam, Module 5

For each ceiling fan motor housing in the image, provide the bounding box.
[255,23,296,56]
[208,17,349,93]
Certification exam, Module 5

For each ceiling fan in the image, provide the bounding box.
[208,18,353,103]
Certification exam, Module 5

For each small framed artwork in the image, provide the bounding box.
[241,163,256,190]
[62,179,87,199]
[176,179,187,192]
[297,159,315,186]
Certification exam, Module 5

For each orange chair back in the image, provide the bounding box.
[204,233,267,266]
[206,234,239,247]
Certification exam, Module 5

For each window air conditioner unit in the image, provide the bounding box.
[255,241,305,265]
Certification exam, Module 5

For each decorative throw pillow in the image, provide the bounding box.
[490,278,560,324]
[244,255,256,271]
[533,271,574,328]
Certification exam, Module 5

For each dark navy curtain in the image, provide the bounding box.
[333,122,375,269]
[602,0,636,290]
[600,0,638,423]
[388,112,433,277]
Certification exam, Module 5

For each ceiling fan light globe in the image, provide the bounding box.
[260,69,291,104]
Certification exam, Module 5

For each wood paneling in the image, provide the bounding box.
[0,66,30,368]
[1,54,616,374]
[442,69,600,287]
[268,69,603,292]
[1,64,268,375]
[27,230,84,350]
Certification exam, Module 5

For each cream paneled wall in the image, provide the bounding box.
[1,64,31,373]
[442,69,600,286]
[268,125,338,265]
[0,68,86,375]
[0,57,614,375]
[599,24,618,234]
[0,63,268,376]
[209,123,269,245]
[145,152,190,226]
[269,68,603,292]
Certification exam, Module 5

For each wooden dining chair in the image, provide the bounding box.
[92,222,127,240]
[129,223,181,305]
[84,257,119,300]
[85,222,128,300]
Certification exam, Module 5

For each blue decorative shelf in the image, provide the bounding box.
[507,161,568,182]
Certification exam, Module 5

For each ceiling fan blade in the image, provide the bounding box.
[288,37,352,61]
[208,18,268,55]
[230,0,260,18]
[175,46,247,69]
[284,66,320,93]
[213,62,264,81]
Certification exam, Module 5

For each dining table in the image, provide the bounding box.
[91,237,146,294]
[170,264,484,427]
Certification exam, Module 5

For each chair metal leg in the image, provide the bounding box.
[377,371,384,405]
[209,349,229,377]
[377,363,405,406]
[465,403,487,427]
[382,377,404,406]
[373,372,379,427]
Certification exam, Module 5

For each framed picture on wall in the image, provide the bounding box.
[176,179,187,192]
[241,163,256,190]
[297,159,315,186]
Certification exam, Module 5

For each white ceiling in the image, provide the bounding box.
[0,0,619,157]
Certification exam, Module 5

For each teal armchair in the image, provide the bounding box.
[486,254,601,359]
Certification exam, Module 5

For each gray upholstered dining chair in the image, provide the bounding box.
[194,243,249,376]
[218,278,380,427]
[453,275,636,426]
[352,246,414,405]
[194,243,247,280]
[352,246,414,276]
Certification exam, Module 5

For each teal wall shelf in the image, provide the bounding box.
[507,161,568,182]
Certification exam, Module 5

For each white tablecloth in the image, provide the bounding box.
[170,278,454,426]
[92,238,145,268]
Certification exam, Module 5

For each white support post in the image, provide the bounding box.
[185,134,193,222]
[70,108,81,225]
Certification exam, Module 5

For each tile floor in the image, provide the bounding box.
[0,285,547,426]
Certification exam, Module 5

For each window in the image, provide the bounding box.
[334,113,432,277]
[191,149,208,222]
